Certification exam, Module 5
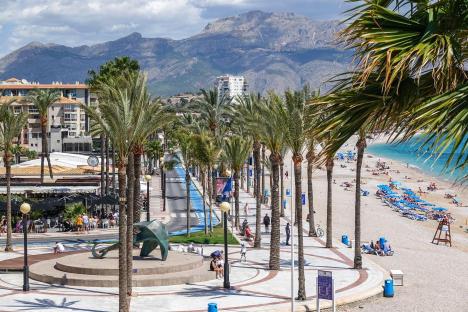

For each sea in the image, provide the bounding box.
[367,135,468,184]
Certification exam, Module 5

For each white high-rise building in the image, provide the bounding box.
[215,75,248,103]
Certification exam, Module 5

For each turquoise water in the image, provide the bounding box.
[367,136,467,184]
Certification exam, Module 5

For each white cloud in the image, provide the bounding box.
[0,0,348,57]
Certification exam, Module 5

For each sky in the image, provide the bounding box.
[0,0,350,57]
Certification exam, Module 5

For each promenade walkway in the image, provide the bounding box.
[0,174,385,312]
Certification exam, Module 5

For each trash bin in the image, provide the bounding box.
[342,234,349,246]
[383,279,394,297]
[208,303,218,312]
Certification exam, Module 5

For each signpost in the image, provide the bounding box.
[301,193,306,205]
[316,270,335,312]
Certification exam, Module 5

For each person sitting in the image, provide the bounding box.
[187,242,195,253]
[53,241,65,254]
[244,225,253,241]
[215,256,224,279]
[374,241,385,256]
[241,219,248,236]
[383,242,394,256]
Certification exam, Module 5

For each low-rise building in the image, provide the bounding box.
[0,78,93,153]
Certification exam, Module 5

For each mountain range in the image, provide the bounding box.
[0,10,351,96]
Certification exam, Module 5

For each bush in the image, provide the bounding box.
[169,225,239,245]
[63,202,86,221]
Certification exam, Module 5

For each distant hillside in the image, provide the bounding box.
[0,10,351,96]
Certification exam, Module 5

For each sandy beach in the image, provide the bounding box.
[261,135,468,311]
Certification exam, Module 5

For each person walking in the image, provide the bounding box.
[240,242,247,262]
[285,222,291,246]
[263,213,270,233]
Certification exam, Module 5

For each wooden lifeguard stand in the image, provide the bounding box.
[432,218,452,247]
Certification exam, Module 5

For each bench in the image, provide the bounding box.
[390,269,404,286]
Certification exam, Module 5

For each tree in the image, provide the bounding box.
[223,135,252,229]
[249,93,286,270]
[280,90,309,300]
[85,72,164,311]
[27,89,60,182]
[236,93,263,247]
[0,102,28,251]
[191,130,221,232]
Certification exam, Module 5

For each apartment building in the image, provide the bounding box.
[0,78,93,154]
[215,75,248,104]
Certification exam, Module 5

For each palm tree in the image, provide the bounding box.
[175,130,195,235]
[341,0,468,180]
[192,130,221,232]
[248,93,286,270]
[0,101,28,251]
[145,140,163,173]
[306,140,317,237]
[190,89,231,135]
[27,89,60,182]
[85,72,160,311]
[280,90,309,300]
[236,93,263,247]
[223,135,252,229]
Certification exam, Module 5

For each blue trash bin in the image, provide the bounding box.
[342,234,349,246]
[208,303,218,312]
[383,279,394,297]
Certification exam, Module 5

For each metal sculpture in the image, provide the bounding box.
[91,219,169,260]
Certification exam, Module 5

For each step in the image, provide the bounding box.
[30,259,214,287]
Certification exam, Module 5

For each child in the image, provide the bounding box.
[240,243,247,262]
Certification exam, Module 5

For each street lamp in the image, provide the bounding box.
[20,202,31,292]
[144,174,152,221]
[160,157,166,212]
[219,201,231,289]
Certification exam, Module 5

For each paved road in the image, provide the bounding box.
[0,169,198,246]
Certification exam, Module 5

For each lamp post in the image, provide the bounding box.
[219,201,231,289]
[20,202,31,292]
[160,157,166,212]
[144,174,152,221]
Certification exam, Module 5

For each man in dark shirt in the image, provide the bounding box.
[263,213,270,233]
[285,222,291,246]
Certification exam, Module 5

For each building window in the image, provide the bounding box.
[64,113,77,121]
[28,107,39,114]
[64,104,77,112]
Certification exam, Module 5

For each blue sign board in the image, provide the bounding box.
[317,270,333,300]
[286,189,291,197]
[301,193,306,205]
[249,169,253,177]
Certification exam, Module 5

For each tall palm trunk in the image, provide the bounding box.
[186,168,191,236]
[112,144,116,196]
[280,160,285,217]
[4,153,13,251]
[354,136,366,269]
[261,144,265,201]
[100,134,105,213]
[133,152,142,224]
[306,149,316,237]
[326,157,334,248]
[234,170,240,229]
[269,153,281,270]
[105,137,110,195]
[253,141,262,248]
[241,163,246,191]
[126,152,135,299]
[202,169,208,234]
[117,162,128,312]
[208,166,213,232]
[293,155,306,300]
[41,118,53,180]
[40,120,52,182]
